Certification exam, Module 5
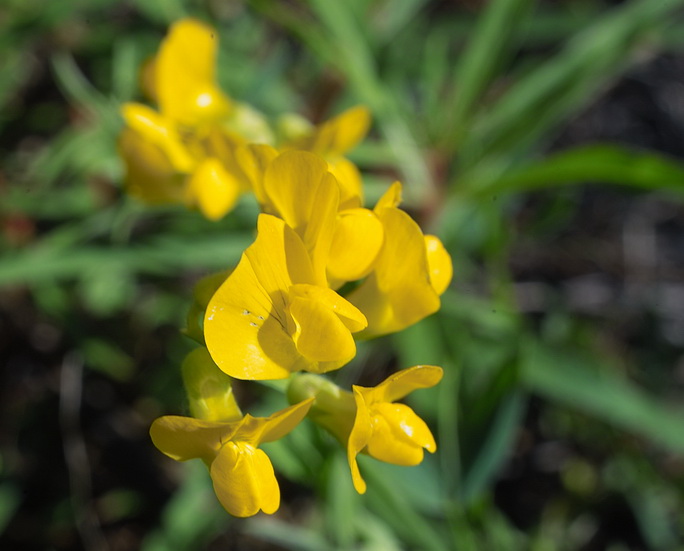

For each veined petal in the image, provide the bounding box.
[210,442,279,517]
[186,157,241,220]
[327,208,383,286]
[348,387,373,494]
[149,415,236,463]
[122,103,194,172]
[156,18,231,125]
[204,252,298,380]
[425,235,453,295]
[373,365,443,404]
[236,399,314,445]
[365,403,435,466]
[347,207,440,336]
[204,215,315,380]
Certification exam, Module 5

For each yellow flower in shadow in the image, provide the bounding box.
[150,398,313,517]
[287,366,442,494]
[347,181,453,336]
[204,214,367,380]
[119,19,268,220]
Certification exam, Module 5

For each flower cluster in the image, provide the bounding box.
[126,18,453,517]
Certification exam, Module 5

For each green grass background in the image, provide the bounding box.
[2,0,684,549]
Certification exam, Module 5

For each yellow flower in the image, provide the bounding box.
[236,148,384,288]
[287,366,442,494]
[346,181,453,336]
[119,19,270,220]
[348,366,443,493]
[151,18,232,127]
[204,214,367,380]
[119,103,245,220]
[282,106,371,210]
[150,398,313,517]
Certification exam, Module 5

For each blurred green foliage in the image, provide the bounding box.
[2,0,684,549]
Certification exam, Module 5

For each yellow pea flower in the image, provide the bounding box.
[119,19,271,220]
[282,106,371,210]
[204,214,367,380]
[119,104,246,220]
[348,365,443,493]
[118,127,186,205]
[287,366,442,494]
[346,181,453,336]
[236,148,384,288]
[153,18,232,127]
[150,398,313,517]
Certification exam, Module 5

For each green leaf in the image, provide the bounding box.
[458,0,684,170]
[520,339,684,454]
[450,0,535,136]
[471,144,684,197]
[461,390,526,503]
[324,451,360,550]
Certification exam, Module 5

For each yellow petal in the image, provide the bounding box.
[374,181,403,210]
[181,347,243,422]
[121,103,195,172]
[348,387,373,494]
[424,235,452,295]
[118,128,185,204]
[289,284,367,332]
[236,144,279,206]
[203,128,251,192]
[237,399,314,445]
[244,214,316,300]
[156,18,231,125]
[365,402,435,466]
[328,157,363,210]
[373,365,443,404]
[149,415,235,463]
[288,294,358,366]
[347,207,440,336]
[186,157,241,220]
[313,106,371,156]
[204,215,314,380]
[204,253,298,380]
[262,150,333,236]
[327,208,383,286]
[305,172,341,286]
[210,442,280,517]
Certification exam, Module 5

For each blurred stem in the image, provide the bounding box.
[60,352,110,551]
